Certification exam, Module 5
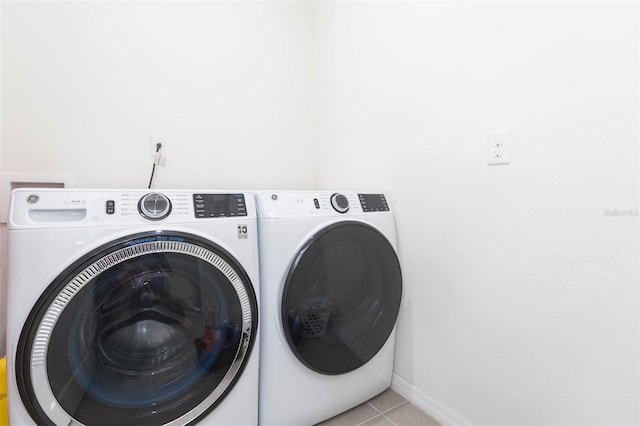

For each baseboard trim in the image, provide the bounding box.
[390,373,473,426]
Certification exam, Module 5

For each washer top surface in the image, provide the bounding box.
[9,188,255,229]
[255,190,392,219]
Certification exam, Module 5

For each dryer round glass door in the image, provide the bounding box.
[15,232,258,426]
[281,221,402,375]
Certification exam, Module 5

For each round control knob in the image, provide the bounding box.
[330,193,349,214]
[138,193,172,220]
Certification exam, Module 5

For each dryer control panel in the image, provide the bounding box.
[255,191,392,219]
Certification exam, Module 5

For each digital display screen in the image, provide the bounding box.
[193,194,247,218]
[358,194,389,212]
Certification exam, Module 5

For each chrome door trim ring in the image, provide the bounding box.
[27,236,254,426]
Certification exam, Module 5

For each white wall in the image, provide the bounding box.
[1,1,315,189]
[0,1,316,356]
[314,1,639,424]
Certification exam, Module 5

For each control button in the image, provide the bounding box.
[106,200,115,215]
[314,198,320,209]
[330,193,349,214]
[138,193,172,220]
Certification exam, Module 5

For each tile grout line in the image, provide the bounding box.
[356,400,407,426]
[381,411,397,426]
[354,413,383,426]
[367,401,382,414]
[350,403,385,426]
[323,391,412,426]
[378,400,408,415]
[379,400,408,426]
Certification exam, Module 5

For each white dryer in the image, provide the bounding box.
[255,191,402,426]
[6,189,260,426]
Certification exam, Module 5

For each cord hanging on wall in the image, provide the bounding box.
[148,143,162,189]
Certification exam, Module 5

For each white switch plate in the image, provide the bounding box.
[150,135,167,167]
[487,130,510,165]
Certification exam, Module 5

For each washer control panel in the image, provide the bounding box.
[10,189,256,228]
[193,194,247,218]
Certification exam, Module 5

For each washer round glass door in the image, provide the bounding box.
[282,221,402,375]
[16,231,258,426]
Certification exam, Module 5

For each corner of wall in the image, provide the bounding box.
[391,373,474,426]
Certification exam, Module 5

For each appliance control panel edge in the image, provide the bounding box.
[256,191,390,218]
[9,189,255,228]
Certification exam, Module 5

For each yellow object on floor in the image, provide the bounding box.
[0,356,7,426]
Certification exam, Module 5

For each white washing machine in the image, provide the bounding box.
[6,189,260,426]
[255,191,402,426]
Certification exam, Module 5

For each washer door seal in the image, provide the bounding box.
[15,231,258,426]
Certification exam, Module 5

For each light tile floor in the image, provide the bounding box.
[316,388,441,426]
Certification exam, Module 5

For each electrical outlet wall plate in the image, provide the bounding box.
[487,130,510,165]
[150,135,167,166]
